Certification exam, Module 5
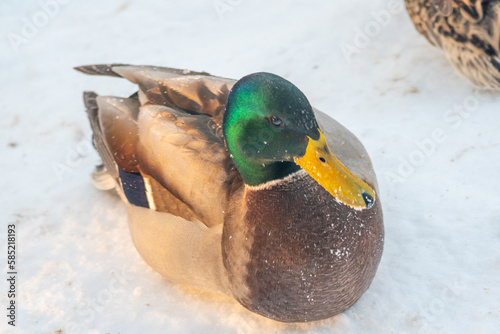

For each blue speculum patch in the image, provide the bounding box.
[118,169,149,208]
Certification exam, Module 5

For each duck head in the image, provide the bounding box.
[223,72,375,210]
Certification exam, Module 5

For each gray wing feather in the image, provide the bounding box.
[136,104,235,226]
[83,91,119,179]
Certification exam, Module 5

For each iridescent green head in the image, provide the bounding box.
[223,72,319,186]
[223,72,376,210]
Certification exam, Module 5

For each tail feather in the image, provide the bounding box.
[91,164,118,191]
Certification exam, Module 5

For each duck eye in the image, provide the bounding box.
[269,116,284,128]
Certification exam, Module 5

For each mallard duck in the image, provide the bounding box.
[405,0,500,89]
[75,64,384,323]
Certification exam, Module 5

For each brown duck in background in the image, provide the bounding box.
[405,0,500,89]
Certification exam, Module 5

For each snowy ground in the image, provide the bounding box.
[1,0,499,333]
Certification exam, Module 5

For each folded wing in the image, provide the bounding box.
[77,64,241,226]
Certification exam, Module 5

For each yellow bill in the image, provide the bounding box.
[294,130,376,210]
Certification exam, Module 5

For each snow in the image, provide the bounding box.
[1,0,499,333]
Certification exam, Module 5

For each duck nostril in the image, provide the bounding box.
[319,157,326,163]
[362,192,374,209]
